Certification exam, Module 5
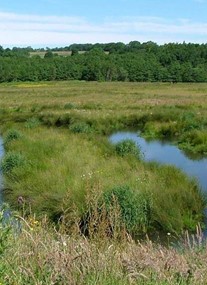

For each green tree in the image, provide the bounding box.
[44,51,54,59]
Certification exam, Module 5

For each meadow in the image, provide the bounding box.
[29,50,73,57]
[1,81,207,234]
[29,50,89,58]
[1,81,207,284]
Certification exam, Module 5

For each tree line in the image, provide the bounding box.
[1,41,207,82]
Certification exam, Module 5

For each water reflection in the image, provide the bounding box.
[110,132,207,192]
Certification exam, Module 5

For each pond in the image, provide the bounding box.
[110,131,207,192]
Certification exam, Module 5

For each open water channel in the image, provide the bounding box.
[110,131,207,192]
[110,131,207,239]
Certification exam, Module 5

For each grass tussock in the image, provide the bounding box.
[1,151,27,174]
[115,139,142,159]
[4,129,22,145]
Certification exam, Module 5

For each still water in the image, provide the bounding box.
[110,132,207,192]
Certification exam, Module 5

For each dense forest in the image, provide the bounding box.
[1,41,207,82]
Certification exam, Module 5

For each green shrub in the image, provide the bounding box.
[115,139,141,159]
[64,102,77,109]
[31,105,43,113]
[25,117,40,129]
[103,185,153,235]
[180,112,201,131]
[1,152,27,173]
[179,130,207,154]
[159,123,180,138]
[4,129,22,145]
[69,122,93,134]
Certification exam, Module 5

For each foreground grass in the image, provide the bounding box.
[1,213,207,285]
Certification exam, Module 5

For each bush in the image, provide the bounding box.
[1,152,27,174]
[25,117,40,129]
[103,185,153,235]
[80,185,153,237]
[69,122,93,134]
[179,130,207,155]
[180,112,201,131]
[4,129,22,145]
[115,139,141,158]
[64,102,77,109]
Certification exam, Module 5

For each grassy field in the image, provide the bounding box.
[0,81,207,235]
[29,50,109,57]
[29,50,73,57]
[1,81,207,284]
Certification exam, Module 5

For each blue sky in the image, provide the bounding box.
[1,0,207,47]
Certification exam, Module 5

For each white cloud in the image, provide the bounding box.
[0,11,207,47]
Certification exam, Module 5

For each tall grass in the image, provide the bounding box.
[1,210,207,285]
